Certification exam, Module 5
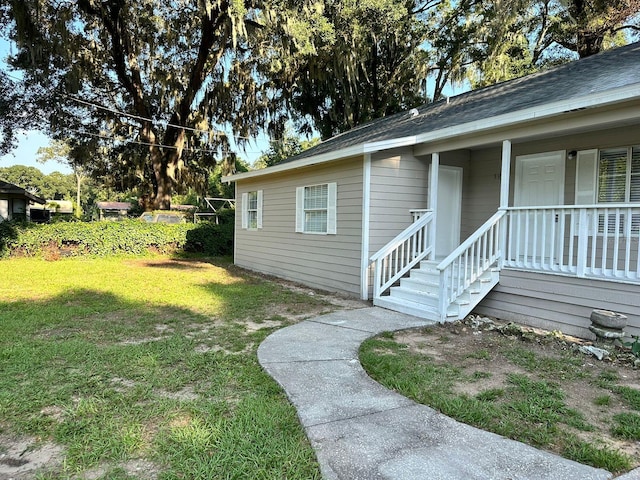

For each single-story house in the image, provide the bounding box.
[0,179,46,222]
[224,42,640,339]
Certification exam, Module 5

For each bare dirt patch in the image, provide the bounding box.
[392,315,640,469]
[0,434,64,480]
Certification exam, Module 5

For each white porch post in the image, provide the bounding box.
[429,152,439,259]
[500,140,511,209]
[499,140,511,267]
[360,154,372,300]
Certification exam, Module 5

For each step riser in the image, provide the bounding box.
[373,297,440,321]
[390,287,439,307]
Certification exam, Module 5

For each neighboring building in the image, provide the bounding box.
[224,42,640,339]
[0,180,46,222]
[96,201,132,221]
[47,200,74,216]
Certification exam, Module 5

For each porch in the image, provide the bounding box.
[369,140,640,324]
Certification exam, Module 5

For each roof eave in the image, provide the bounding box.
[223,83,640,184]
[414,83,640,146]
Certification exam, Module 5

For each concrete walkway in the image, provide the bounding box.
[258,307,637,480]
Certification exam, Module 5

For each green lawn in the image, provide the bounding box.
[0,256,329,479]
[360,326,640,475]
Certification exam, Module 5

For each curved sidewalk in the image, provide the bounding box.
[258,307,627,480]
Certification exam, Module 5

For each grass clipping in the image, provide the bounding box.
[360,316,640,475]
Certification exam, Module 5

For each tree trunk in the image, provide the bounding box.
[150,148,175,210]
[75,171,82,218]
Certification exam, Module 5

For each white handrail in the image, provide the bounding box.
[437,210,505,318]
[437,210,506,271]
[504,205,640,281]
[370,211,435,298]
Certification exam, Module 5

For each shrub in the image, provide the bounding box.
[0,220,235,258]
[184,221,234,256]
[0,221,18,257]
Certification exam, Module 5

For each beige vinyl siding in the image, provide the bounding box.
[234,157,364,295]
[462,147,501,239]
[475,270,640,338]
[368,149,429,255]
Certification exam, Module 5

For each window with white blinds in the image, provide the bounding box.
[597,146,640,203]
[247,191,258,229]
[295,182,337,234]
[241,190,262,230]
[303,184,328,233]
[597,146,640,233]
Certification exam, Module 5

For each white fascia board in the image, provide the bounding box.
[222,144,365,183]
[363,136,417,153]
[414,84,640,145]
[222,136,417,183]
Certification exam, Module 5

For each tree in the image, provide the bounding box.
[0,165,46,195]
[554,0,640,58]
[0,164,75,200]
[253,132,320,168]
[279,0,432,139]
[1,0,305,209]
[36,140,86,217]
[463,0,640,89]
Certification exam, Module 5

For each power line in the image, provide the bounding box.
[67,128,222,154]
[64,93,276,144]
[3,69,288,153]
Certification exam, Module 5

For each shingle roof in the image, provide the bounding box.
[0,179,46,204]
[285,42,640,163]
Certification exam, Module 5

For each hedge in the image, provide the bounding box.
[0,220,234,258]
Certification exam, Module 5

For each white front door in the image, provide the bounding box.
[514,151,565,260]
[435,166,463,258]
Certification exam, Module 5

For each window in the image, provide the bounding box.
[241,190,262,229]
[295,182,337,234]
[597,146,640,203]
[594,147,640,234]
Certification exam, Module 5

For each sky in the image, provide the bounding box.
[0,38,69,174]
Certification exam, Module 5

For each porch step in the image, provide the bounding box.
[377,262,500,322]
[373,296,458,321]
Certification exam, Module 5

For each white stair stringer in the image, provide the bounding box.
[372,260,500,322]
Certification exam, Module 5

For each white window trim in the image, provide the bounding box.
[241,190,262,230]
[295,182,337,234]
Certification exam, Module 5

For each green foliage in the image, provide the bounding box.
[622,335,640,358]
[612,413,640,440]
[184,222,234,257]
[0,165,74,200]
[0,221,18,257]
[286,0,429,138]
[1,1,302,208]
[254,133,320,168]
[1,220,234,258]
[563,438,631,474]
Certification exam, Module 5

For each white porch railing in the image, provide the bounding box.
[370,211,435,298]
[504,204,640,281]
[437,210,505,317]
